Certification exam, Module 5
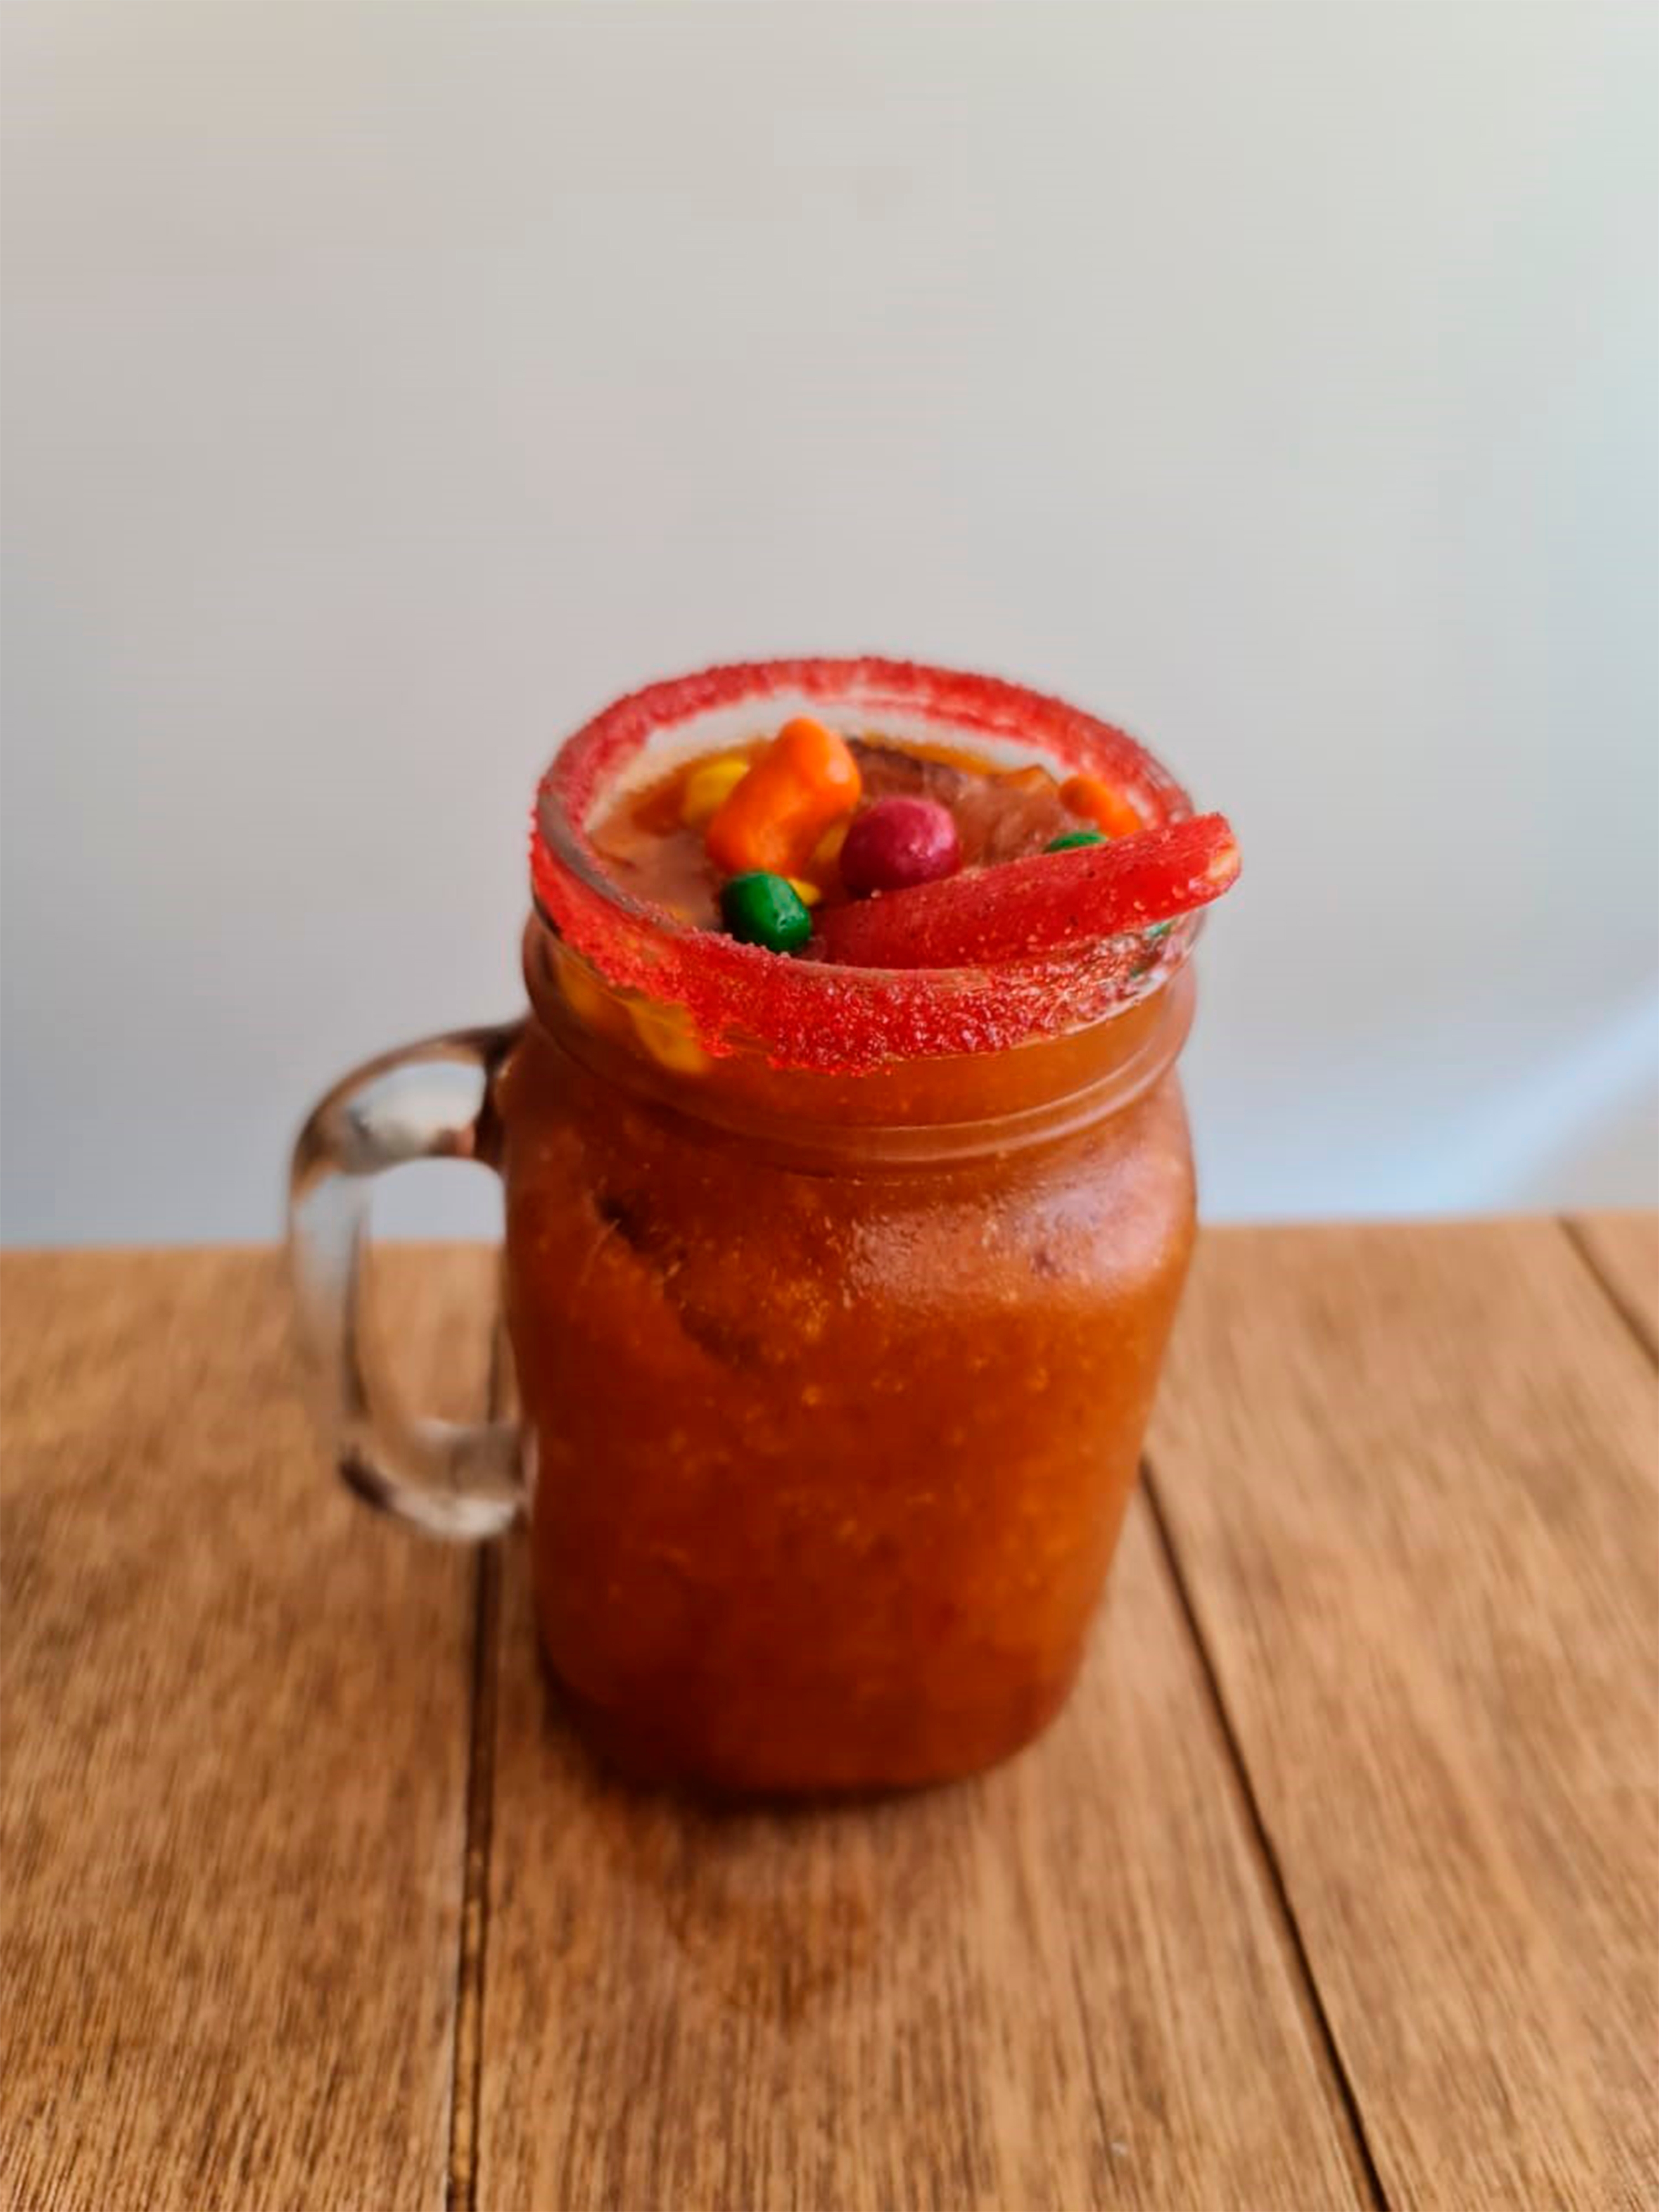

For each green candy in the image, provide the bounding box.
[1044,828,1107,853]
[719,870,813,953]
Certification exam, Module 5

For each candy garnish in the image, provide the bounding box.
[557,948,617,1032]
[534,656,1222,1070]
[807,818,850,878]
[628,997,711,1073]
[839,796,962,896]
[1045,829,1106,853]
[1061,774,1143,839]
[719,871,813,953]
[680,755,751,828]
[706,717,861,878]
[816,813,1239,971]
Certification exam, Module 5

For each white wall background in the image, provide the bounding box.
[3,2,1655,1246]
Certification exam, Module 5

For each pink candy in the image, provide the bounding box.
[839,796,962,896]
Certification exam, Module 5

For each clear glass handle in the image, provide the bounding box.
[288,1024,524,1540]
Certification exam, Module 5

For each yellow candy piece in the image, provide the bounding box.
[807,818,849,875]
[628,997,711,1075]
[558,950,614,1032]
[785,877,822,908]
[680,755,751,829]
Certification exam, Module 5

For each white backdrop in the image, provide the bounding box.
[3,2,1655,1245]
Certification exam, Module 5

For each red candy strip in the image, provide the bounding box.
[817,812,1239,971]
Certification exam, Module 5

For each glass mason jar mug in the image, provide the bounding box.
[289,660,1205,1793]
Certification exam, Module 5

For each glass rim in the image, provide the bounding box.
[530,656,1200,1074]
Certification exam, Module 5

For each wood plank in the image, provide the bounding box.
[475,1495,1373,2212]
[1569,1209,1659,1359]
[1147,1222,1659,2212]
[1,1246,491,2212]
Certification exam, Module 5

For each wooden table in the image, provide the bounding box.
[3,1220,1655,2212]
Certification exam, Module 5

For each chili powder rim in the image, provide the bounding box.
[530,656,1199,1074]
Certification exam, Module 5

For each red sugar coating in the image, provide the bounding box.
[530,658,1218,1073]
[817,815,1240,971]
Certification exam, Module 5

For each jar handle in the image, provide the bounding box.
[287,1024,525,1540]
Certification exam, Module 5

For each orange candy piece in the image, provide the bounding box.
[1061,774,1144,839]
[705,718,862,879]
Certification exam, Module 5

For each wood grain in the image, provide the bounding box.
[474,1493,1373,2212]
[1147,1221,1659,2212]
[1569,1209,1659,1358]
[1,1246,492,2212]
[10,1226,1653,2212]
